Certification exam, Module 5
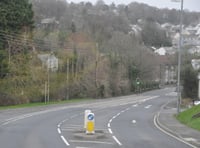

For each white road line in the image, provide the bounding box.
[154,114,197,148]
[112,136,122,146]
[57,128,61,134]
[108,123,111,128]
[61,135,70,146]
[70,140,113,145]
[145,105,152,109]
[165,92,177,96]
[132,120,137,124]
[112,116,116,119]
[109,119,112,123]
[132,104,138,107]
[108,128,113,134]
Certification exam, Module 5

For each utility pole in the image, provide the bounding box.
[45,81,47,104]
[177,0,184,114]
[66,59,69,100]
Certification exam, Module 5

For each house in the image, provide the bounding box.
[38,54,58,72]
[41,17,59,29]
[155,47,166,56]
[155,55,177,85]
[129,24,142,36]
[191,59,200,70]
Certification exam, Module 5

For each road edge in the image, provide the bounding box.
[153,101,197,148]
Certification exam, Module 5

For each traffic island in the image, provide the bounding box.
[73,129,107,140]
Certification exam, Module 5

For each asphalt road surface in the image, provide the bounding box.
[0,87,194,148]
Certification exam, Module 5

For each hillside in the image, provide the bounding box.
[0,0,200,105]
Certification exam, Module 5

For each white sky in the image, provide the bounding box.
[67,0,200,12]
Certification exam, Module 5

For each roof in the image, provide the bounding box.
[41,17,59,24]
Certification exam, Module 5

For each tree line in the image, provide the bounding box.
[0,0,199,105]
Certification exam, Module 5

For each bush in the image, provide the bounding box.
[181,65,198,100]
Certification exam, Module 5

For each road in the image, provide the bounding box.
[0,87,194,148]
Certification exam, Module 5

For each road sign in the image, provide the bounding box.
[86,113,95,134]
[88,114,94,120]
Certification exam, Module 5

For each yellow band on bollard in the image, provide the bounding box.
[87,121,95,133]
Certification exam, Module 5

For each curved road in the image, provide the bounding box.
[0,88,194,148]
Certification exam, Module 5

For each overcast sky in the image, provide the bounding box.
[67,0,200,12]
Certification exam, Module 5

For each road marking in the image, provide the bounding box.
[145,105,152,109]
[125,108,130,111]
[112,116,116,119]
[61,136,70,146]
[121,110,125,113]
[70,140,113,145]
[108,123,111,128]
[112,136,122,146]
[154,114,197,148]
[57,128,61,134]
[165,92,177,96]
[132,104,138,107]
[108,128,113,134]
[183,138,198,142]
[132,120,137,124]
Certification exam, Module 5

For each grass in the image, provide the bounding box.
[177,105,200,131]
[0,98,92,110]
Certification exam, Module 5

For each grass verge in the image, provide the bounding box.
[177,105,200,131]
[0,98,92,110]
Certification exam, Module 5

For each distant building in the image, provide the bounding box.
[41,17,59,29]
[38,54,58,72]
[155,47,166,56]
[191,59,200,70]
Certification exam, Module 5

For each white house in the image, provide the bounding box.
[191,59,200,70]
[155,47,166,56]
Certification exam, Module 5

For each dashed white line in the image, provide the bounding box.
[57,128,61,134]
[121,110,125,113]
[132,104,138,107]
[108,123,111,128]
[108,128,113,134]
[61,135,70,146]
[112,136,122,146]
[145,105,152,109]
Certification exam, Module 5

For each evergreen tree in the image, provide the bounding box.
[0,0,34,78]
